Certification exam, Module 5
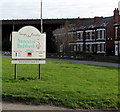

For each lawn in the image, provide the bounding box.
[2,57,119,109]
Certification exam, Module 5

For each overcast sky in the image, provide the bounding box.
[0,0,120,20]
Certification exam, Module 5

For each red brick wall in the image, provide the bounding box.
[106,23,115,55]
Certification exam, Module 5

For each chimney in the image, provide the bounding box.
[94,16,103,23]
[114,8,120,24]
[76,17,81,24]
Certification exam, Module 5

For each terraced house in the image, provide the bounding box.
[114,10,120,56]
[53,8,120,56]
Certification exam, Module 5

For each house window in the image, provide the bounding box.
[97,29,105,40]
[86,44,90,52]
[102,30,105,39]
[90,44,92,52]
[119,43,120,54]
[77,32,83,40]
[77,33,80,39]
[74,45,77,52]
[101,44,105,52]
[80,44,83,52]
[97,44,100,52]
[117,27,120,39]
[97,31,100,39]
[86,30,95,40]
[60,44,63,52]
[115,27,118,39]
[77,44,80,51]
[80,32,83,40]
[92,32,95,39]
[90,32,92,40]
[86,32,88,39]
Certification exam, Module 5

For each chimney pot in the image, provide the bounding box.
[114,8,120,23]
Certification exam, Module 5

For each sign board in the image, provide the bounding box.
[11,60,46,64]
[12,26,46,59]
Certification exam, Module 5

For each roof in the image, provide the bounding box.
[2,18,78,25]
[53,16,114,34]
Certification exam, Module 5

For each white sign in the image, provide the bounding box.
[11,60,46,64]
[12,26,46,59]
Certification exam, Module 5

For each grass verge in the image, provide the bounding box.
[2,57,119,109]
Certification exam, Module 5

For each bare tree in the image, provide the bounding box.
[54,24,74,56]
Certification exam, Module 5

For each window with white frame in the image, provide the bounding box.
[119,43,120,54]
[86,44,90,52]
[115,27,118,39]
[86,30,95,40]
[74,45,77,52]
[77,33,80,39]
[97,44,100,52]
[101,44,105,52]
[92,32,95,39]
[60,44,63,52]
[80,32,83,40]
[90,32,92,40]
[97,29,105,40]
[90,44,92,52]
[77,31,83,40]
[80,44,83,52]
[97,31,100,39]
[86,32,90,39]
[102,30,105,39]
[118,27,120,39]
[77,44,80,51]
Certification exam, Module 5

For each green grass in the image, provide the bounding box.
[2,57,119,109]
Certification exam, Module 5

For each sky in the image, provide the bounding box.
[0,0,120,20]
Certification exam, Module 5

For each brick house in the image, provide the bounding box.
[114,9,120,56]
[114,22,120,56]
[53,8,120,56]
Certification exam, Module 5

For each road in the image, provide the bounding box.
[47,58,119,68]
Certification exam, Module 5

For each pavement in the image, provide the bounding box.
[2,102,69,110]
[2,102,117,111]
[47,58,119,68]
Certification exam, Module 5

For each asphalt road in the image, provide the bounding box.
[47,58,119,68]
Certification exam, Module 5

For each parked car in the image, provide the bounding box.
[2,51,11,56]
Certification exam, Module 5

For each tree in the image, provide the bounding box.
[46,28,57,53]
[54,23,73,56]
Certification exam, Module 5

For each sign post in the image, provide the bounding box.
[11,26,46,80]
[38,64,40,79]
[14,64,17,80]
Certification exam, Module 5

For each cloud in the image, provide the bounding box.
[0,0,119,19]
